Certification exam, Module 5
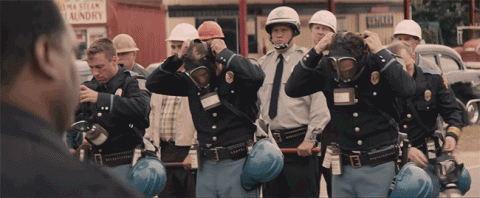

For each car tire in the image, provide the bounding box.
[455,98,471,126]
[466,102,480,125]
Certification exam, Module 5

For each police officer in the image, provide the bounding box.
[285,31,416,197]
[386,41,464,197]
[393,20,440,72]
[146,21,265,197]
[73,38,151,179]
[145,23,199,198]
[258,6,331,198]
[309,10,337,198]
[1,1,141,196]
[113,34,150,77]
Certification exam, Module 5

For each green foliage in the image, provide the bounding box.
[412,0,470,46]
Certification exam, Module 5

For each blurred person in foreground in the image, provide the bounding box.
[1,1,141,196]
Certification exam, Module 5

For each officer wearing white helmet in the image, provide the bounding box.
[258,6,331,197]
[393,20,440,72]
[112,34,150,77]
[309,10,336,198]
[144,23,199,197]
[309,10,337,45]
[146,23,199,74]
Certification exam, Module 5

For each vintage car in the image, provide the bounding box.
[75,60,92,84]
[416,44,480,125]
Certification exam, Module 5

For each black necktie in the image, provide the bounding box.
[269,54,283,119]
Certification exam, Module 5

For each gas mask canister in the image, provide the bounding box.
[183,39,222,111]
[328,32,366,106]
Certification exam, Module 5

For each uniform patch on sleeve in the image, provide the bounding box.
[138,79,147,90]
[442,75,449,89]
[115,88,123,96]
[226,71,234,84]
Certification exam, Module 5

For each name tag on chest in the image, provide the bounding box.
[334,88,356,106]
[200,91,222,111]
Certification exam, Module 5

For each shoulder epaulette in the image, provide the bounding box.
[265,49,275,56]
[419,67,442,75]
[124,70,146,79]
[296,45,309,54]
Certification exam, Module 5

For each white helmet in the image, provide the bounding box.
[166,23,199,42]
[265,6,300,37]
[309,10,337,33]
[112,34,139,53]
[394,20,422,40]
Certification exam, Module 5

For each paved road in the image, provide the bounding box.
[454,151,480,197]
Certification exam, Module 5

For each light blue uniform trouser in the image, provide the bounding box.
[196,157,259,198]
[424,166,442,197]
[332,161,396,197]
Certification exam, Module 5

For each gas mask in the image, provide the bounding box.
[183,39,222,110]
[328,32,367,106]
[70,120,109,146]
[328,32,367,84]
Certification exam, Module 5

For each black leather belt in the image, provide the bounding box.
[341,145,398,168]
[272,126,308,143]
[161,140,176,145]
[90,150,134,167]
[200,142,248,161]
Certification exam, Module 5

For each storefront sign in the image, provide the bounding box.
[366,15,394,28]
[57,0,106,24]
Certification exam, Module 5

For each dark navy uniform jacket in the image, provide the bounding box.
[74,65,151,154]
[146,49,265,148]
[397,65,464,148]
[285,49,416,151]
[1,104,141,196]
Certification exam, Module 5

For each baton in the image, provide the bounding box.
[280,147,320,154]
[163,162,184,167]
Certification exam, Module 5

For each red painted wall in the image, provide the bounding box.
[107,1,166,68]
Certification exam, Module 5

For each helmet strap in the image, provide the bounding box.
[270,35,293,51]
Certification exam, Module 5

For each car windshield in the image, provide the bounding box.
[439,55,461,73]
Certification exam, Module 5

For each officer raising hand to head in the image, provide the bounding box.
[144,23,199,198]
[286,31,415,197]
[147,21,265,198]
[309,10,337,198]
[362,31,384,53]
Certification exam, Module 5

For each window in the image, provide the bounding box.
[73,27,107,60]
[421,54,437,64]
[439,55,461,73]
[195,17,258,54]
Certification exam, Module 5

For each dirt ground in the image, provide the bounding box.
[319,125,480,198]
[456,125,480,152]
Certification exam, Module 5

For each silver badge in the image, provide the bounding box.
[425,90,432,101]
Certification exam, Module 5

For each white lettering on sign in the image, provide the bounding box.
[366,15,394,28]
[57,0,106,24]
